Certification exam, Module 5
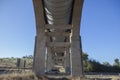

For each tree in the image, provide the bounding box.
[82,52,88,61]
[87,61,94,71]
[103,62,111,67]
[82,52,89,72]
[82,52,120,72]
[113,58,120,67]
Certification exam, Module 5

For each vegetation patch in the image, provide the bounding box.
[0,72,39,80]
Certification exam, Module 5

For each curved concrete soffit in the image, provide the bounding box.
[43,0,73,24]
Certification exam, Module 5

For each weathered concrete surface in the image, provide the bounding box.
[33,0,84,78]
[71,0,84,77]
[32,0,46,75]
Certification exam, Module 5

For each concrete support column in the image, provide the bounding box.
[33,33,46,75]
[33,0,46,75]
[46,47,54,72]
[71,36,83,77]
[71,0,84,77]
[66,48,70,75]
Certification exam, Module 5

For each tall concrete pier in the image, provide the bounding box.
[33,0,84,78]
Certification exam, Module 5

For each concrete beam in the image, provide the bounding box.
[72,0,84,36]
[46,32,71,36]
[45,24,72,30]
[46,42,70,47]
[33,0,45,34]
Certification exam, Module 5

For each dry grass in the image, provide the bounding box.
[112,77,120,80]
[0,72,39,80]
[0,72,120,80]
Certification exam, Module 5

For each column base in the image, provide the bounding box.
[72,76,89,80]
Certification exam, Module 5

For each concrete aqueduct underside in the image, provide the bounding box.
[33,0,84,78]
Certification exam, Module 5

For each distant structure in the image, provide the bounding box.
[33,0,84,78]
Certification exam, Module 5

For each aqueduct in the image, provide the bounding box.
[32,0,84,78]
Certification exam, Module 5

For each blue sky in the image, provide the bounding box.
[0,0,120,64]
